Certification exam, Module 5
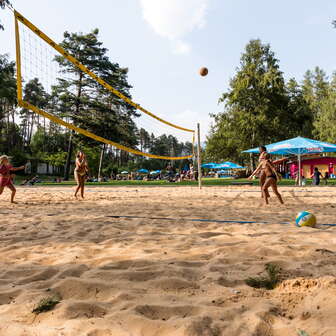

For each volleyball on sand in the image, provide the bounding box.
[199,67,208,76]
[295,211,316,228]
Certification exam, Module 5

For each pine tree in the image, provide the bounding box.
[314,73,336,142]
[20,78,48,147]
[286,78,313,138]
[206,39,289,164]
[0,54,18,153]
[53,29,138,179]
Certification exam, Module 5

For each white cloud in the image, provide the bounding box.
[140,0,209,54]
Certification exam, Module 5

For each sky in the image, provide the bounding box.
[1,0,336,142]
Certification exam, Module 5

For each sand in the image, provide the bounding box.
[0,185,336,336]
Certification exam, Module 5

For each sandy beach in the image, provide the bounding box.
[0,185,336,336]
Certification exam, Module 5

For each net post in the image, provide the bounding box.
[14,12,23,102]
[197,123,202,189]
[98,144,105,181]
[298,153,301,186]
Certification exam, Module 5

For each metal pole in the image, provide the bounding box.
[98,144,105,181]
[298,154,301,186]
[197,123,202,189]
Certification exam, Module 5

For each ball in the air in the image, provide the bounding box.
[199,67,208,76]
[295,211,316,228]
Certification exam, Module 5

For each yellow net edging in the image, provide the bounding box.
[14,10,195,160]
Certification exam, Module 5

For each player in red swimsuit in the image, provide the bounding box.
[0,155,25,203]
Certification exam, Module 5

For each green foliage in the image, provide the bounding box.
[0,54,18,153]
[314,86,336,142]
[0,0,12,30]
[206,39,291,163]
[286,78,313,138]
[297,331,310,336]
[20,78,49,146]
[245,263,281,290]
[32,296,61,314]
[206,40,328,166]
[53,29,138,148]
[312,72,336,142]
[7,149,28,167]
[0,54,16,104]
[30,127,68,162]
[52,29,140,177]
[44,151,68,167]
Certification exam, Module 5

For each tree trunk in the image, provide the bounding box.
[64,131,74,180]
[98,144,105,180]
[249,153,255,172]
[28,112,35,144]
[64,72,83,180]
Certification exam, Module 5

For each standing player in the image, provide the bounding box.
[250,154,284,205]
[249,146,269,198]
[74,151,88,199]
[0,155,25,203]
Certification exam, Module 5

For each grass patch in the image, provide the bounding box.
[297,331,310,336]
[32,295,61,314]
[16,178,300,187]
[245,263,281,290]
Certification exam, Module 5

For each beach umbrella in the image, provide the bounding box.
[243,136,336,185]
[215,161,245,169]
[150,170,161,175]
[137,169,149,174]
[201,162,218,169]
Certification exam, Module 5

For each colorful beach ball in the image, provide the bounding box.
[295,211,316,228]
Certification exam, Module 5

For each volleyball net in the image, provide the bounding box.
[14,10,196,161]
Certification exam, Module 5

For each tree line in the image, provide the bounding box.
[206,39,336,167]
[0,29,192,178]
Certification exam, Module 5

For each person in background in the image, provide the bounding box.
[0,155,25,203]
[74,151,88,199]
[166,163,174,181]
[302,176,307,186]
[311,167,322,186]
[324,171,329,185]
[189,163,194,180]
[295,170,300,186]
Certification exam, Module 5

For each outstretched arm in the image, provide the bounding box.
[11,165,25,171]
[248,162,263,179]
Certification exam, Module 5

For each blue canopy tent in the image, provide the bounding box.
[150,170,161,175]
[215,161,245,169]
[138,169,149,174]
[201,163,218,169]
[243,136,336,185]
[202,162,245,169]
